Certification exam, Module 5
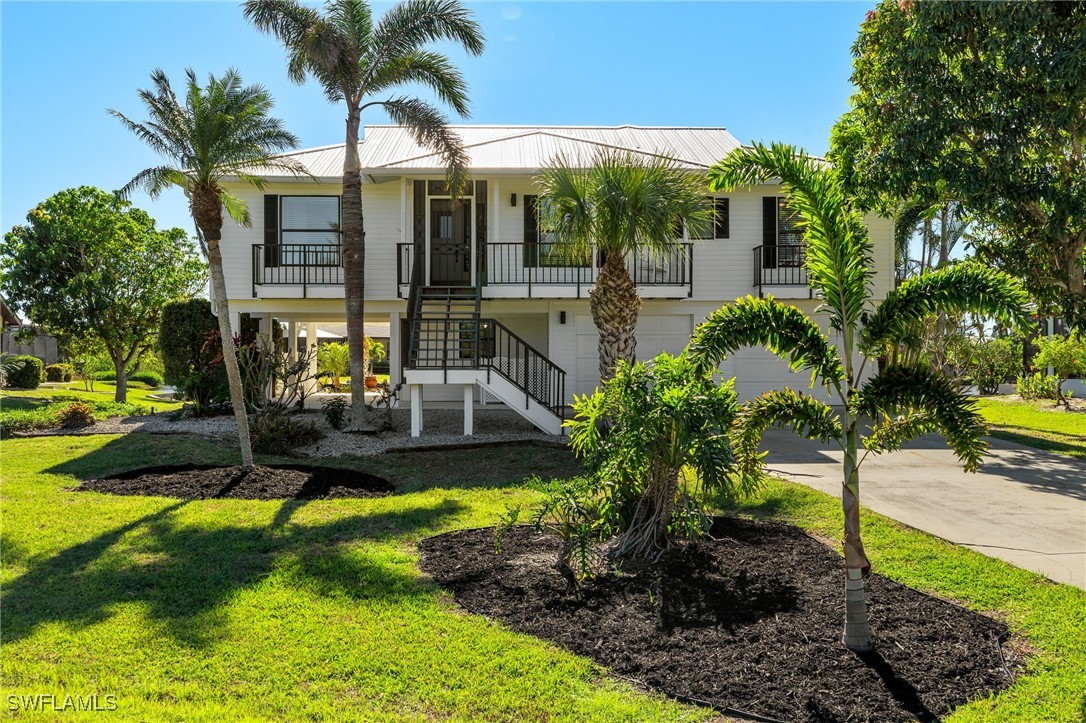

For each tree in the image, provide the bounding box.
[832,0,1086,327]
[1033,331,1086,406]
[535,149,713,379]
[244,0,485,429]
[1,187,205,402]
[688,143,1030,651]
[111,69,302,469]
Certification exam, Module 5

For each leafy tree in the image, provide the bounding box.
[1,187,204,402]
[832,0,1086,327]
[1033,331,1086,406]
[536,150,713,378]
[244,0,485,428]
[689,142,1030,651]
[565,352,742,562]
[317,341,351,391]
[111,69,302,469]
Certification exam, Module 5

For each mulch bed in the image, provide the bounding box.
[418,517,1015,722]
[78,464,394,500]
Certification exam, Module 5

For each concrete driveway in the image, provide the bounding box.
[762,430,1086,588]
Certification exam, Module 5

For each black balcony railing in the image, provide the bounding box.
[396,241,693,297]
[252,244,343,297]
[753,244,809,290]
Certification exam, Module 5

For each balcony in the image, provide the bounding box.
[252,244,344,298]
[753,244,811,299]
[397,241,694,299]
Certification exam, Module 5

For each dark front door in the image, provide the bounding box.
[430,199,471,285]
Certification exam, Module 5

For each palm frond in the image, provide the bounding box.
[709,142,873,333]
[688,295,844,388]
[372,96,469,196]
[368,49,470,116]
[731,389,841,487]
[852,364,988,471]
[368,0,484,86]
[861,262,1032,353]
[116,166,189,200]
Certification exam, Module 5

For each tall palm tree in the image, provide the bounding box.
[244,0,485,428]
[111,69,302,469]
[536,149,713,380]
[688,142,1030,652]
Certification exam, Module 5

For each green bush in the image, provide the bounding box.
[159,299,219,385]
[56,402,95,429]
[321,396,349,430]
[250,409,323,454]
[964,337,1021,395]
[44,363,74,383]
[1033,331,1086,403]
[128,370,163,388]
[3,356,43,389]
[1017,372,1062,401]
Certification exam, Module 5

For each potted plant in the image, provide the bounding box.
[364,337,386,389]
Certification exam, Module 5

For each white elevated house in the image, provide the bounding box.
[215,125,894,436]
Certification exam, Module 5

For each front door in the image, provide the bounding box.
[429,198,471,285]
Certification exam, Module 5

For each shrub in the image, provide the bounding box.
[44,363,74,383]
[128,370,163,388]
[3,356,43,389]
[56,402,95,429]
[159,299,219,385]
[249,409,323,454]
[316,342,350,391]
[94,370,118,381]
[321,396,349,430]
[1017,372,1061,401]
[960,337,1021,395]
[1033,331,1086,403]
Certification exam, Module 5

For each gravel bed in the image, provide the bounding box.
[18,407,564,457]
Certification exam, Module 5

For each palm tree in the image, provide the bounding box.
[688,142,1030,652]
[244,0,485,429]
[111,69,302,469]
[536,149,713,380]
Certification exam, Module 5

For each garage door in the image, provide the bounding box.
[573,314,692,396]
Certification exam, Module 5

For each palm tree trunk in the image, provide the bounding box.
[590,251,641,380]
[842,420,873,652]
[341,107,369,429]
[195,190,254,470]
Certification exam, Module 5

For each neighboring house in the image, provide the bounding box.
[217,125,894,435]
[1,297,58,365]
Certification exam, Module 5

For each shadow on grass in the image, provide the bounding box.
[1,498,463,648]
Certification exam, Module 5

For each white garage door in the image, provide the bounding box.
[573,314,692,396]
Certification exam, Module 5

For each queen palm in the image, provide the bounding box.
[688,142,1030,652]
[111,69,302,469]
[244,0,484,428]
[536,149,713,380]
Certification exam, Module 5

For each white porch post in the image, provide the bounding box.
[410,384,423,437]
[304,322,320,396]
[287,320,297,363]
[388,311,402,397]
[463,383,474,436]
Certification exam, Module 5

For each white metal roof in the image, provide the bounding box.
[261,125,742,179]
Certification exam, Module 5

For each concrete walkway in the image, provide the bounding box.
[762,430,1086,588]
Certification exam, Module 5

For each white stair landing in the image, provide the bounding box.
[403,368,565,437]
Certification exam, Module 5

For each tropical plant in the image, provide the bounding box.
[56,402,95,430]
[244,0,485,428]
[2,187,205,402]
[1016,372,1061,402]
[111,69,303,469]
[317,341,351,391]
[536,150,713,379]
[237,334,320,411]
[1033,332,1086,406]
[951,335,1022,396]
[321,396,349,430]
[688,142,1031,652]
[365,337,386,376]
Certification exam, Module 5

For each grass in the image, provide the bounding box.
[0,383,182,436]
[2,433,1083,720]
[974,397,1086,458]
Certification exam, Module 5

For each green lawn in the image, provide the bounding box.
[2,434,1084,721]
[974,397,1086,458]
[0,383,182,436]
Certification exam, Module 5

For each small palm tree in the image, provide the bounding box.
[688,142,1030,652]
[244,0,485,428]
[316,341,351,391]
[536,149,713,380]
[111,69,302,469]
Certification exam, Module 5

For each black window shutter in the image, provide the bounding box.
[264,194,279,268]
[716,198,730,239]
[475,180,488,282]
[762,197,777,268]
[524,194,539,267]
[412,181,425,283]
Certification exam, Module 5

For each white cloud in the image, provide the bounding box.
[500,6,522,21]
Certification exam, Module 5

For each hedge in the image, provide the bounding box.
[3,356,43,389]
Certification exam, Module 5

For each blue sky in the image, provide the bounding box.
[2,1,870,238]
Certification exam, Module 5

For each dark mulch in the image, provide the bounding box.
[78,464,394,500]
[418,517,1015,722]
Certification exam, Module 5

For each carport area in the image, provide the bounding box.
[762,430,1086,588]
